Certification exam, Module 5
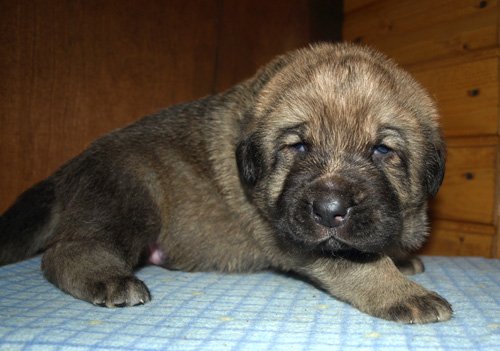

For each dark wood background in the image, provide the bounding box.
[0,0,342,214]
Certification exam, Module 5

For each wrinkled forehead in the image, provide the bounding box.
[254,57,419,145]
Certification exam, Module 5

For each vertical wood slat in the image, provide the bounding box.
[0,0,220,214]
[215,0,312,92]
[214,0,343,92]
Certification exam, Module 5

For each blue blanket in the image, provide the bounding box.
[0,256,499,350]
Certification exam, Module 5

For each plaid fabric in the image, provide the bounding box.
[0,256,499,351]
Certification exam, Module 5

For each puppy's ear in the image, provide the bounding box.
[426,138,446,198]
[236,135,262,187]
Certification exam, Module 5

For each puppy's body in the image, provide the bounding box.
[0,43,452,323]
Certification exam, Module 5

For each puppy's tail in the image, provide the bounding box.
[0,178,57,265]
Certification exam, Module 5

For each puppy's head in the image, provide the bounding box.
[236,43,445,256]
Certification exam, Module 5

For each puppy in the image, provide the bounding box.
[0,43,452,323]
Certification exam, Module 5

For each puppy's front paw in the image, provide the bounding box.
[88,275,151,308]
[382,291,453,324]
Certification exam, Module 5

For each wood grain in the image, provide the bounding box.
[343,0,499,66]
[445,135,500,147]
[343,0,376,13]
[430,145,496,224]
[494,142,500,257]
[215,0,312,92]
[419,219,494,257]
[0,0,219,214]
[412,57,499,137]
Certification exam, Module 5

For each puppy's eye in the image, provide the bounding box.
[372,144,395,162]
[372,144,394,160]
[374,144,391,155]
[289,143,307,153]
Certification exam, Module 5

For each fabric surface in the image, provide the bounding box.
[0,256,499,351]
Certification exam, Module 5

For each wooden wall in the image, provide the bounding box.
[0,0,341,214]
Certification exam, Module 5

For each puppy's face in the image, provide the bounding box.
[237,44,445,256]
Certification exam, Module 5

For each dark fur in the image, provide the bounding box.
[0,43,451,323]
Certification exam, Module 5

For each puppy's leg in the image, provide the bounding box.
[41,164,162,307]
[298,255,452,323]
[42,239,151,307]
[392,256,425,276]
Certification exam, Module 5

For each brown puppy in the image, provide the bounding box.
[0,43,451,323]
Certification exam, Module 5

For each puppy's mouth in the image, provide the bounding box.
[304,225,390,254]
[280,203,401,254]
[309,217,362,251]
[284,226,355,253]
[281,211,354,251]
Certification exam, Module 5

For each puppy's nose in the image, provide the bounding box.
[312,198,349,228]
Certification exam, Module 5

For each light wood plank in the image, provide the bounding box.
[343,0,499,65]
[430,145,497,224]
[412,58,499,137]
[445,135,500,147]
[420,222,494,257]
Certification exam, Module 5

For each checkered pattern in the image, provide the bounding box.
[0,256,499,350]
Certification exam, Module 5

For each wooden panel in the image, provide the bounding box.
[495,143,500,258]
[420,220,494,257]
[308,0,344,43]
[445,135,500,147]
[405,47,500,72]
[343,0,499,66]
[0,0,219,214]
[430,145,496,224]
[215,0,312,92]
[411,57,499,137]
[344,0,376,13]
[494,226,500,258]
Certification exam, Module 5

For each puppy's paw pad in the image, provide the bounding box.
[387,292,453,324]
[89,276,151,308]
